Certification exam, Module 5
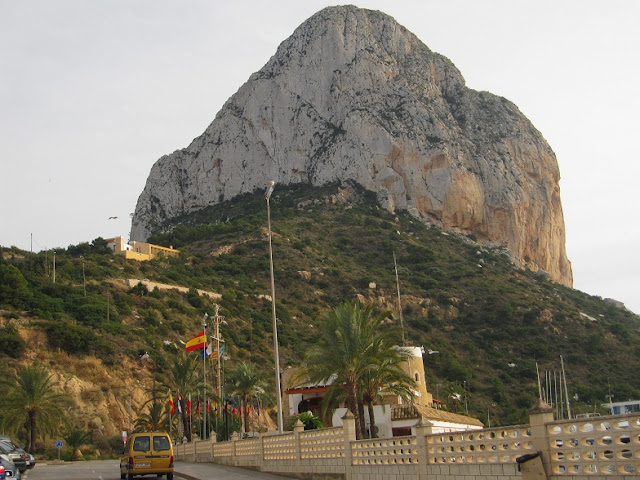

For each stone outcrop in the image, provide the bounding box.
[131,5,572,286]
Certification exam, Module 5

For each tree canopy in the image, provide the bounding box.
[0,264,30,307]
[299,301,414,438]
[0,364,67,452]
[228,362,267,433]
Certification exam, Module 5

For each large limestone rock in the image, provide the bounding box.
[131,5,572,286]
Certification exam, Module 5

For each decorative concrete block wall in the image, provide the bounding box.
[175,408,640,479]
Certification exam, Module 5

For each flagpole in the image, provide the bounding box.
[215,305,222,426]
[169,389,172,441]
[561,355,572,419]
[536,362,543,400]
[202,313,208,440]
[196,395,201,437]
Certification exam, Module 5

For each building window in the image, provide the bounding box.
[392,427,412,437]
[415,373,419,382]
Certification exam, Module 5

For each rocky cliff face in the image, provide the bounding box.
[131,5,572,286]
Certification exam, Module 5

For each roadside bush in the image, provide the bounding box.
[92,433,123,458]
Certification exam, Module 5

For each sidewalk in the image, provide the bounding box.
[174,461,296,480]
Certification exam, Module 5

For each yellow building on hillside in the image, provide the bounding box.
[105,236,179,262]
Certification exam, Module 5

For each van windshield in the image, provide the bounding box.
[153,436,170,451]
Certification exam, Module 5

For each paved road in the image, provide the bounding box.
[22,460,121,480]
[22,460,296,480]
[173,461,295,480]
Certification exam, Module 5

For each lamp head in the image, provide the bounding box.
[265,181,275,200]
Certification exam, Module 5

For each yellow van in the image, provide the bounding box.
[119,432,174,480]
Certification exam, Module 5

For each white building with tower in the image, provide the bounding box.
[283,346,483,437]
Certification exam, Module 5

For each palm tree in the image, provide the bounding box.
[227,362,267,434]
[300,301,392,439]
[0,364,67,452]
[62,427,92,461]
[163,353,200,441]
[134,401,169,432]
[360,350,416,438]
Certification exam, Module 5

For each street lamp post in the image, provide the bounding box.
[265,181,284,434]
[202,313,209,440]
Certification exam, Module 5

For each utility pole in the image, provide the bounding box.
[213,306,223,419]
[393,252,406,346]
[202,313,209,440]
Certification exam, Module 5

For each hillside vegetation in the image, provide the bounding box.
[1,182,638,434]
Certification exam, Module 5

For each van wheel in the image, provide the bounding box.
[127,474,134,480]
[167,473,173,480]
[120,474,126,479]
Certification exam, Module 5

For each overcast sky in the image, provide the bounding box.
[1,1,638,314]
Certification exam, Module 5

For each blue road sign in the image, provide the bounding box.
[55,440,63,448]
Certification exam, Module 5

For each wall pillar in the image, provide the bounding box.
[258,432,264,470]
[528,399,554,478]
[293,419,304,462]
[342,410,357,480]
[230,432,239,466]
[413,416,434,479]
[209,432,216,461]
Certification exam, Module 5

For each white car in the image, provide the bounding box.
[0,454,20,479]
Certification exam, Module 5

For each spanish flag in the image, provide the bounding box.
[185,330,206,352]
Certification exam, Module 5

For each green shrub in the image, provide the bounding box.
[186,288,204,308]
[42,321,112,358]
[0,264,31,307]
[140,308,161,327]
[288,411,325,430]
[128,283,149,296]
[169,319,186,334]
[0,323,26,358]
